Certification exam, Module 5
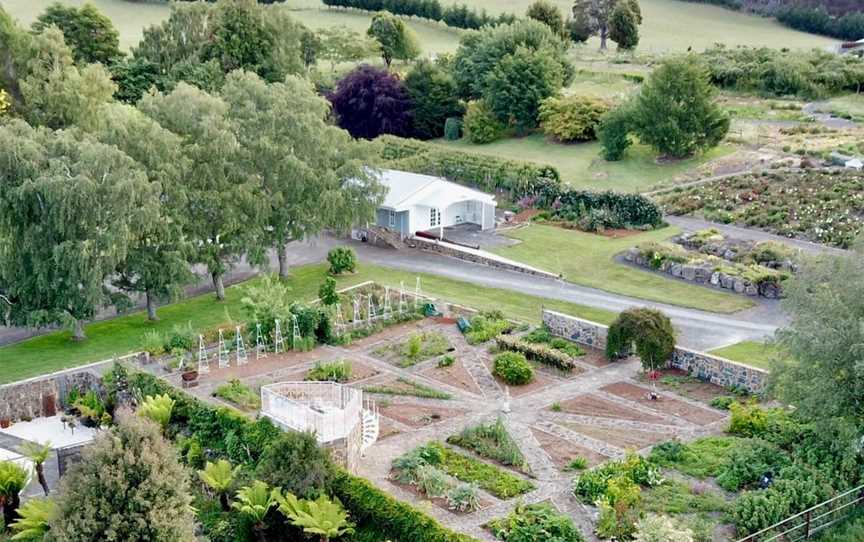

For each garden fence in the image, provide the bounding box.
[736,483,864,542]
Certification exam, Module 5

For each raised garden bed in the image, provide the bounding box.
[447,418,529,473]
[373,330,452,368]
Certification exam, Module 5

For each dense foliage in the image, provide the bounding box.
[496,334,581,372]
[322,0,517,30]
[32,3,121,65]
[605,307,675,371]
[487,502,586,542]
[49,413,197,541]
[657,170,864,249]
[526,0,567,37]
[447,418,527,470]
[539,94,611,142]
[700,45,864,98]
[367,11,420,67]
[462,100,505,143]
[329,64,413,139]
[542,187,664,230]
[453,20,572,129]
[404,60,465,140]
[572,0,643,50]
[629,55,730,158]
[493,351,535,385]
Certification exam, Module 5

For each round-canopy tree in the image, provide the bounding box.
[328,64,413,139]
[32,2,121,65]
[49,413,197,541]
[367,11,420,68]
[605,307,675,373]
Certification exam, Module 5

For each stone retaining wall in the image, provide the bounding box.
[0,361,112,423]
[670,347,767,394]
[542,309,767,394]
[410,237,559,279]
[542,309,608,349]
[623,248,783,299]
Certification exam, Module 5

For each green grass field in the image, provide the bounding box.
[708,340,784,370]
[445,0,835,52]
[435,134,734,192]
[0,262,614,384]
[490,224,754,313]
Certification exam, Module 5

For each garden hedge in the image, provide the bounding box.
[379,135,561,199]
[496,334,577,371]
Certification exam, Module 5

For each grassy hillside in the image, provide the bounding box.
[4,0,834,54]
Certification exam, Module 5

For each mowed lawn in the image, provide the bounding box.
[2,0,461,56]
[490,224,754,313]
[434,135,734,192]
[442,0,835,51]
[0,263,614,384]
[708,340,785,370]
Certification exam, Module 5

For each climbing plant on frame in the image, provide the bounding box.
[605,307,675,372]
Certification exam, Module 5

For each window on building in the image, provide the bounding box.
[388,210,396,228]
[430,207,440,227]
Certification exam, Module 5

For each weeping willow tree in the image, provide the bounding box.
[605,307,675,372]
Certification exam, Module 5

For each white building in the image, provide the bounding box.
[372,169,497,240]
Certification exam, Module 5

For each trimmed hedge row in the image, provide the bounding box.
[321,0,516,30]
[127,370,478,542]
[496,334,578,372]
[379,135,561,199]
[545,188,664,229]
[332,471,478,542]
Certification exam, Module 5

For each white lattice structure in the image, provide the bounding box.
[260,382,378,455]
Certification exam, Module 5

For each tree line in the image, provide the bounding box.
[321,0,517,30]
[0,0,385,340]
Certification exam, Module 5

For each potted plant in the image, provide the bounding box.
[180,354,199,387]
[0,418,11,429]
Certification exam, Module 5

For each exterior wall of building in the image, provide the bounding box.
[375,209,410,237]
[0,362,111,423]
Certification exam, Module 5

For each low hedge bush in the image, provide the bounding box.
[538,94,611,142]
[493,351,534,385]
[487,502,585,542]
[573,452,663,502]
[463,100,505,144]
[496,334,578,371]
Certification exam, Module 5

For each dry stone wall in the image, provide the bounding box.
[0,362,110,423]
[542,309,767,394]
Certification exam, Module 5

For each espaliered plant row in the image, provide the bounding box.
[379,135,561,200]
[321,0,517,30]
[127,371,478,542]
[378,136,664,230]
[495,334,580,372]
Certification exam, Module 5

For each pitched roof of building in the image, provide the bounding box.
[377,169,496,212]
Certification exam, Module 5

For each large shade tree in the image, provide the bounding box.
[84,103,194,320]
[328,64,413,139]
[771,249,864,425]
[138,83,266,301]
[49,413,197,541]
[32,3,122,65]
[571,0,642,49]
[404,59,465,140]
[221,70,384,277]
[367,11,420,68]
[0,121,158,340]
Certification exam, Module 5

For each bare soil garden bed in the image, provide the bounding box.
[560,421,668,450]
[601,382,726,426]
[379,402,467,428]
[531,427,610,469]
[421,359,484,396]
[556,393,669,424]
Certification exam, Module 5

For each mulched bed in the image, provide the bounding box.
[379,402,467,428]
[636,368,738,405]
[556,393,669,424]
[601,382,727,426]
[559,421,668,450]
[421,359,485,396]
[531,427,610,469]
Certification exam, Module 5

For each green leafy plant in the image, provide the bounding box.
[445,483,481,513]
[414,465,450,498]
[573,452,663,502]
[462,100,504,144]
[327,247,357,275]
[0,461,28,531]
[595,476,642,540]
[306,360,352,383]
[464,311,513,344]
[438,355,455,368]
[566,457,588,471]
[18,441,51,496]
[447,418,527,470]
[710,396,736,410]
[277,492,355,542]
[318,276,340,306]
[232,481,280,538]
[214,379,261,410]
[487,502,585,542]
[605,307,675,372]
[199,459,240,511]
[550,402,562,412]
[539,94,611,142]
[138,393,175,429]
[493,352,534,386]
[633,514,695,542]
[9,498,56,542]
[496,334,579,372]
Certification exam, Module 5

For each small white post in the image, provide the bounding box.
[197,334,209,374]
[235,325,248,365]
[217,330,229,369]
[274,319,285,354]
[255,323,266,360]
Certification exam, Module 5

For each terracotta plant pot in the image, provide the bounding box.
[181,370,199,382]
[0,418,10,429]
